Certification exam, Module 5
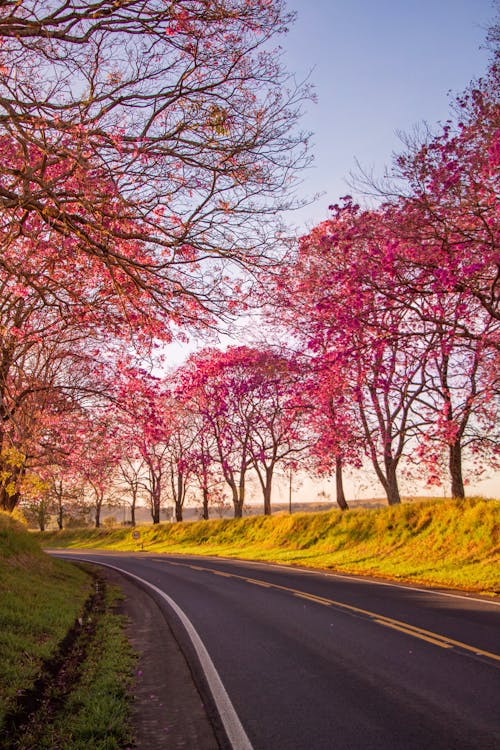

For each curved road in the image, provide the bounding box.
[53,551,500,750]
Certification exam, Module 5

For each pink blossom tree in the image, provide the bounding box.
[0,0,311,333]
[178,346,308,516]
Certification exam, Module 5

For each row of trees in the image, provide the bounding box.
[0,3,497,523]
[16,319,499,528]
[19,348,309,527]
[269,55,499,505]
[0,0,310,521]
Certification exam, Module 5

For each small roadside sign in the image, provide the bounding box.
[132,529,144,550]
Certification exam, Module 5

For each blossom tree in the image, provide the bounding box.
[115,367,199,523]
[114,369,170,524]
[178,349,253,518]
[302,359,363,510]
[0,290,116,511]
[411,318,499,497]
[70,409,123,527]
[178,346,308,515]
[382,66,499,337]
[0,0,311,333]
[117,456,149,527]
[271,204,462,504]
[177,376,227,520]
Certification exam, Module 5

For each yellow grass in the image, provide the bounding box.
[41,497,500,595]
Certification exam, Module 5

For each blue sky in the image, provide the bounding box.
[282,0,495,231]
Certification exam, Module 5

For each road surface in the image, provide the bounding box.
[53,551,500,750]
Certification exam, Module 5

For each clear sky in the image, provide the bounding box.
[282,0,495,231]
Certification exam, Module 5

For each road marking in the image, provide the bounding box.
[184,555,500,609]
[64,558,254,750]
[293,591,333,606]
[373,619,452,648]
[52,550,500,608]
[167,560,500,664]
[213,570,233,578]
[245,577,272,588]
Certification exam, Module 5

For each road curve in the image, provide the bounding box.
[52,551,500,750]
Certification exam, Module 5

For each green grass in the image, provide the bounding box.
[0,511,136,749]
[14,586,137,750]
[42,497,500,594]
[0,512,92,725]
[56,608,135,750]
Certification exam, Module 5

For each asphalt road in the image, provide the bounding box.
[54,551,500,750]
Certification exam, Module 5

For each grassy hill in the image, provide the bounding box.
[0,511,135,749]
[42,497,500,595]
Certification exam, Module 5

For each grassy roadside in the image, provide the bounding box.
[43,497,500,595]
[0,511,136,749]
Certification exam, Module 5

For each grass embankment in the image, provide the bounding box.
[43,497,499,594]
[0,511,136,749]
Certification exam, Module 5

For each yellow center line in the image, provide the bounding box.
[373,615,500,661]
[245,577,272,588]
[373,619,452,649]
[163,561,500,663]
[293,591,333,606]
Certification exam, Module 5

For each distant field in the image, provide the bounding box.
[42,495,442,528]
[42,497,500,595]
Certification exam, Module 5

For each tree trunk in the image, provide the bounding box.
[231,472,245,517]
[238,473,245,516]
[151,486,161,523]
[335,456,349,511]
[224,472,245,518]
[385,458,401,505]
[175,471,184,522]
[0,487,18,512]
[262,466,274,516]
[56,484,64,529]
[149,469,161,524]
[0,462,24,511]
[449,441,465,499]
[202,487,209,520]
[263,485,272,515]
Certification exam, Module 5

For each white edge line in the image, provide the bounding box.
[48,548,500,609]
[65,557,254,750]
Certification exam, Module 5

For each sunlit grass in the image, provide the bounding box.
[42,497,499,594]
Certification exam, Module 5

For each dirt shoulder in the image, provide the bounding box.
[101,567,221,750]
